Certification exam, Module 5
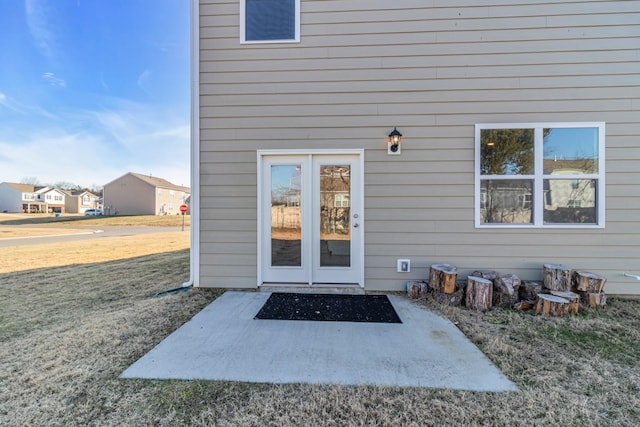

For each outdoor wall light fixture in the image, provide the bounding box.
[388,127,403,155]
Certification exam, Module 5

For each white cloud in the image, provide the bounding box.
[0,99,190,188]
[137,69,153,96]
[25,0,56,57]
[42,72,66,87]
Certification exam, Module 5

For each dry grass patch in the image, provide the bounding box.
[0,231,189,273]
[0,226,87,239]
[1,248,639,425]
[0,213,190,227]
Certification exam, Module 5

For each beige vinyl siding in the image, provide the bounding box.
[199,0,640,294]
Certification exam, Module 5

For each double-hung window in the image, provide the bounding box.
[475,123,605,228]
[240,0,300,43]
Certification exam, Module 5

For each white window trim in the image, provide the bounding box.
[475,122,605,229]
[240,0,300,44]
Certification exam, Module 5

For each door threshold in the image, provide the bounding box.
[260,284,365,295]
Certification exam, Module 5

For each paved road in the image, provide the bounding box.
[0,226,187,247]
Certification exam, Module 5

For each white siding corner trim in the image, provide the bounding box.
[188,0,201,287]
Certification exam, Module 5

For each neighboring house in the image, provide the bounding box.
[0,183,66,213]
[191,1,640,295]
[103,173,190,216]
[64,190,100,214]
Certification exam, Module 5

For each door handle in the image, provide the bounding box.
[353,223,359,228]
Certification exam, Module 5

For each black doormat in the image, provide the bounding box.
[255,293,402,323]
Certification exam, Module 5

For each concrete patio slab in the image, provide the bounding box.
[121,291,518,391]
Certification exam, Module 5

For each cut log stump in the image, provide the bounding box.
[471,270,500,282]
[572,271,606,293]
[493,274,521,308]
[550,290,580,314]
[406,281,428,299]
[519,281,543,301]
[428,264,458,294]
[543,263,572,291]
[580,292,607,309]
[535,294,570,317]
[466,276,493,311]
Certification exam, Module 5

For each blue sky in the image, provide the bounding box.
[0,0,191,189]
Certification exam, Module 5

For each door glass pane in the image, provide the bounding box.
[319,165,351,267]
[271,165,301,266]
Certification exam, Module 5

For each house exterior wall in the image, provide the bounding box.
[156,188,189,215]
[104,175,156,215]
[0,184,21,212]
[65,193,98,213]
[197,0,640,294]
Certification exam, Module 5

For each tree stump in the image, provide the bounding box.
[466,276,493,311]
[493,274,521,308]
[535,294,570,316]
[428,264,458,294]
[519,281,542,301]
[543,263,572,291]
[430,282,465,306]
[572,271,606,293]
[406,281,428,299]
[471,270,500,282]
[550,290,579,314]
[580,292,607,308]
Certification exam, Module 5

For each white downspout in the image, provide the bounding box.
[183,0,201,287]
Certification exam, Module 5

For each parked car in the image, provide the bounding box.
[84,209,103,216]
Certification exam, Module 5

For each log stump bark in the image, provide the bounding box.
[428,264,458,294]
[466,276,493,311]
[550,290,580,314]
[543,263,572,291]
[535,294,570,316]
[493,274,521,308]
[519,281,543,301]
[572,271,606,293]
[471,270,500,282]
[406,281,428,299]
[580,292,607,308]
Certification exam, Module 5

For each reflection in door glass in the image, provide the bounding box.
[319,165,351,267]
[271,165,302,266]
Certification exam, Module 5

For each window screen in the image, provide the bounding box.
[245,0,296,42]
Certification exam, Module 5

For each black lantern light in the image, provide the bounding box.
[388,127,402,154]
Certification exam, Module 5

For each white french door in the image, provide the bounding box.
[259,152,363,286]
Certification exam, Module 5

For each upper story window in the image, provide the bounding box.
[475,123,605,228]
[82,195,91,205]
[240,0,300,43]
